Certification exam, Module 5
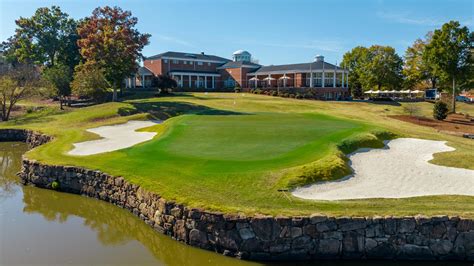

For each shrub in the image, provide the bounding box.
[403,104,421,116]
[433,101,448,120]
[254,89,262,94]
[283,93,289,98]
[289,93,295,98]
[234,86,241,93]
[51,181,60,190]
[271,91,278,97]
[71,64,109,102]
[295,93,303,99]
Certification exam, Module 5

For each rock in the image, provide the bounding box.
[309,214,327,224]
[338,218,367,232]
[316,221,337,232]
[398,244,433,260]
[342,231,364,256]
[318,239,340,256]
[290,227,302,238]
[365,238,378,251]
[303,224,318,238]
[366,224,384,238]
[366,243,396,259]
[250,216,280,241]
[292,236,312,250]
[429,240,453,256]
[189,229,208,246]
[398,218,416,233]
[239,228,255,240]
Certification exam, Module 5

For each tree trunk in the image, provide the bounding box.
[60,97,64,110]
[452,77,456,114]
[112,88,117,102]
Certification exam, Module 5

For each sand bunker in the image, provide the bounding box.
[68,120,160,156]
[292,138,474,200]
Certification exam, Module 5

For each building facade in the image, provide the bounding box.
[126,50,349,99]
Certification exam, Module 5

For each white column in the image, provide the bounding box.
[180,75,183,88]
[333,70,336,88]
[268,74,271,87]
[142,75,145,88]
[205,76,208,89]
[188,75,191,88]
[211,76,215,89]
[309,72,313,87]
[322,71,325,87]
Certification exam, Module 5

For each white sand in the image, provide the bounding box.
[68,120,161,156]
[292,138,474,200]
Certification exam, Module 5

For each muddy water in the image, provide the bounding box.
[0,142,466,266]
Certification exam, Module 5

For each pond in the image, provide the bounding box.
[0,142,466,265]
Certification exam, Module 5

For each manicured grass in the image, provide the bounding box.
[2,93,473,217]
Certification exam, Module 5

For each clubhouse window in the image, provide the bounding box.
[172,60,179,64]
[208,62,211,66]
[164,59,168,63]
[197,61,203,65]
[183,61,187,64]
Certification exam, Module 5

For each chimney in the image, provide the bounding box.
[201,52,205,55]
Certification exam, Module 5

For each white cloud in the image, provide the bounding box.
[155,35,195,47]
[376,11,443,26]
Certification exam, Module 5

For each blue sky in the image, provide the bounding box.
[0,0,472,66]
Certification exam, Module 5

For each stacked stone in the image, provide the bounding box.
[19,158,474,261]
[4,128,473,261]
[0,129,52,148]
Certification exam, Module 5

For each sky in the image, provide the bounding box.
[0,0,472,66]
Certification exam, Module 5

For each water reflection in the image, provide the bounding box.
[0,142,468,266]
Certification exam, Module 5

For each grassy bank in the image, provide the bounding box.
[2,93,473,217]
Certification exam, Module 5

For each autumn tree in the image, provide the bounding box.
[403,35,440,90]
[0,65,41,121]
[424,21,471,113]
[361,45,403,90]
[341,46,369,98]
[77,6,150,101]
[12,6,80,68]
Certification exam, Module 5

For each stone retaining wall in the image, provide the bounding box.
[3,128,474,261]
[0,128,52,148]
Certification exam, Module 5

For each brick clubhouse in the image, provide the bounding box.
[126,50,349,100]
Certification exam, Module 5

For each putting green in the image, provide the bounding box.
[4,93,474,217]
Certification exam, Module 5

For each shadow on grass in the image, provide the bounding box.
[365,100,402,106]
[118,101,246,120]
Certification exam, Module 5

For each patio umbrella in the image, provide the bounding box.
[373,90,381,94]
[249,76,259,88]
[364,90,374,94]
[263,77,276,81]
[279,75,291,87]
[412,90,421,93]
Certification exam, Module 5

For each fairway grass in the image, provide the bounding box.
[2,93,474,217]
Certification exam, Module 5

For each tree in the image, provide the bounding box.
[360,45,403,90]
[151,75,177,92]
[0,65,41,121]
[77,6,150,101]
[433,101,448,120]
[42,64,72,109]
[342,46,369,98]
[71,64,109,102]
[12,6,80,68]
[424,21,471,113]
